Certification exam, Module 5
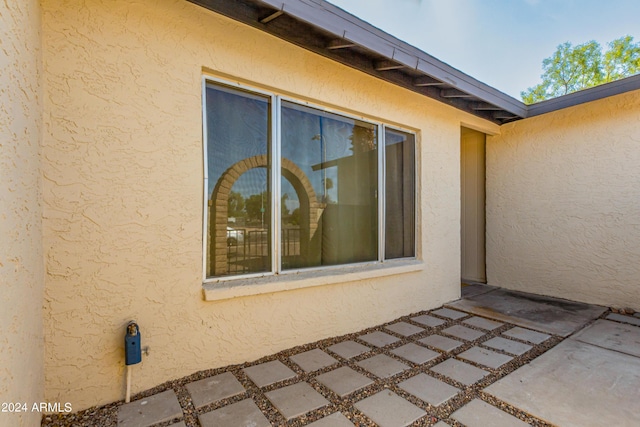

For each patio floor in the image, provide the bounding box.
[43,285,640,427]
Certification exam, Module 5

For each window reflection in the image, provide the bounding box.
[281,101,378,270]
[385,129,415,259]
[204,81,415,280]
[206,85,271,278]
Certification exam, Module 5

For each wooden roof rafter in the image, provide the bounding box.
[327,38,356,50]
[374,60,405,71]
[259,8,284,23]
[187,0,640,124]
[414,76,447,87]
[187,0,524,123]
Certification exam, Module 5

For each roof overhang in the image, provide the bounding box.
[526,73,640,117]
[187,0,640,124]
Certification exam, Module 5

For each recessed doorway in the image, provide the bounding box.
[461,127,486,285]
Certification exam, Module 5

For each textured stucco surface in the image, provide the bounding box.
[0,0,45,425]
[487,91,640,309]
[40,0,497,410]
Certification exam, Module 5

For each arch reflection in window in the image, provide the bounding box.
[205,84,271,278]
[204,80,415,280]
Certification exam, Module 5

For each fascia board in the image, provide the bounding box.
[257,0,528,117]
[527,73,640,117]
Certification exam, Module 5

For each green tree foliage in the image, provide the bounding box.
[604,36,640,81]
[245,192,267,222]
[228,191,245,218]
[244,192,291,222]
[289,208,300,226]
[281,193,290,217]
[521,36,640,104]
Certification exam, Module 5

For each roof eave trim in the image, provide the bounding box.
[526,73,640,117]
[256,0,528,118]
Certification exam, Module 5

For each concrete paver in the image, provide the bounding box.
[447,288,606,336]
[358,331,400,347]
[101,287,638,427]
[391,343,439,364]
[243,360,296,388]
[606,313,640,326]
[265,382,329,420]
[486,339,640,427]
[185,372,244,408]
[450,399,529,427]
[385,321,424,337]
[430,359,489,386]
[411,314,445,327]
[463,316,503,330]
[572,319,640,357]
[432,308,467,320]
[442,325,485,341]
[289,348,337,372]
[502,326,550,344]
[354,390,427,427]
[398,373,460,406]
[306,412,354,426]
[356,354,409,378]
[327,340,370,359]
[315,366,373,397]
[419,334,463,352]
[458,346,513,369]
[198,399,270,427]
[482,337,532,356]
[117,389,182,427]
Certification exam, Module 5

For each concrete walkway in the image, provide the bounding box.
[88,286,640,426]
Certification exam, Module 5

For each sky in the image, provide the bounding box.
[327,0,640,99]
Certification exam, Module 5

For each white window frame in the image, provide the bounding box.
[202,77,416,284]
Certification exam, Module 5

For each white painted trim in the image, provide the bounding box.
[272,95,281,273]
[378,123,385,262]
[203,260,425,301]
[201,77,210,282]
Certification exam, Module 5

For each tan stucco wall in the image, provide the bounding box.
[487,90,640,309]
[41,0,498,410]
[0,1,44,425]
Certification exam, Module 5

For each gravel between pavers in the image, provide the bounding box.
[42,305,598,427]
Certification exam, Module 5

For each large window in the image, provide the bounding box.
[204,80,415,280]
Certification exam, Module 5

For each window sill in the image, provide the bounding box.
[202,260,425,302]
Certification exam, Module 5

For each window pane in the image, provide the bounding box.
[205,84,271,278]
[385,128,415,259]
[281,101,378,269]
